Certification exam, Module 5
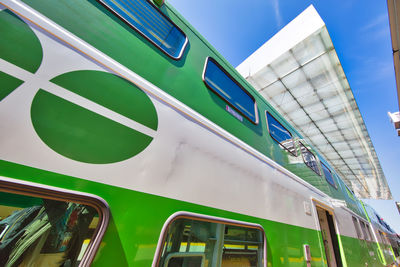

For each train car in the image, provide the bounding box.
[363,203,400,265]
[0,0,398,266]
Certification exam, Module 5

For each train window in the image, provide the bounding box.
[266,112,297,156]
[364,223,372,241]
[367,226,373,241]
[360,221,369,241]
[156,214,265,267]
[299,142,320,175]
[352,217,362,239]
[203,57,258,123]
[378,231,388,245]
[97,0,187,59]
[320,162,336,189]
[0,179,108,267]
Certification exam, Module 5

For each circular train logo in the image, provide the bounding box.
[31,70,158,164]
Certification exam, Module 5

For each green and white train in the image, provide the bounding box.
[0,0,399,266]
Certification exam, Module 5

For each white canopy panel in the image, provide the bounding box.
[237,5,391,199]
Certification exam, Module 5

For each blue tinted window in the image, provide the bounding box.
[300,142,320,175]
[99,0,187,58]
[204,58,257,123]
[321,162,337,188]
[266,112,296,156]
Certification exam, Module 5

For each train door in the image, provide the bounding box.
[316,206,343,267]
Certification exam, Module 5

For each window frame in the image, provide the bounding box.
[202,57,259,124]
[364,222,373,241]
[320,162,337,189]
[265,111,297,157]
[359,220,369,241]
[352,216,362,239]
[0,176,110,267]
[96,0,188,60]
[153,211,267,267]
[299,141,321,176]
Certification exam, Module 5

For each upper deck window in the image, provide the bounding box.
[321,162,337,189]
[300,142,320,175]
[98,0,187,59]
[266,112,297,156]
[203,58,258,123]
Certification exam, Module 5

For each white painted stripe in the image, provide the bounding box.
[0,58,156,138]
[0,3,5,11]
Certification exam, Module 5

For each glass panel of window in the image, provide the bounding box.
[266,112,297,156]
[320,162,336,188]
[204,58,257,123]
[300,142,320,175]
[352,217,362,239]
[98,0,187,59]
[0,190,100,266]
[365,223,372,241]
[379,231,388,245]
[360,221,368,241]
[158,217,264,267]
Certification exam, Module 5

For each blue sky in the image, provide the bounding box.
[168,0,400,233]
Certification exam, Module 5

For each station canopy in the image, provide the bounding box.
[237,5,391,199]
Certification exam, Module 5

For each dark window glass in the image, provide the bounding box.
[98,0,187,59]
[0,190,101,267]
[266,112,296,156]
[158,217,264,267]
[360,221,368,240]
[204,58,257,123]
[165,254,204,267]
[321,162,336,188]
[352,217,362,239]
[300,142,320,175]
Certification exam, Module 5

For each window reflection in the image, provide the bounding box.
[204,58,257,123]
[158,217,264,267]
[321,162,336,188]
[98,0,187,58]
[267,112,296,156]
[0,191,99,267]
[300,142,320,175]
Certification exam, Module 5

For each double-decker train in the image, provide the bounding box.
[0,0,399,266]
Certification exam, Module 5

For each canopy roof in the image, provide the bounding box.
[237,5,391,199]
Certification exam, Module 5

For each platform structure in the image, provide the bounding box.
[237,5,391,199]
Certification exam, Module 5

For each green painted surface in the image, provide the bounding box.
[1,160,391,267]
[51,70,158,131]
[31,90,153,164]
[0,71,23,101]
[0,9,42,73]
[0,160,327,267]
[340,236,378,267]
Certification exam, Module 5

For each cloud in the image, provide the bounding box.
[359,13,391,42]
[272,0,283,28]
[361,14,388,32]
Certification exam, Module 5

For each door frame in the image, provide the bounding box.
[312,198,343,267]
